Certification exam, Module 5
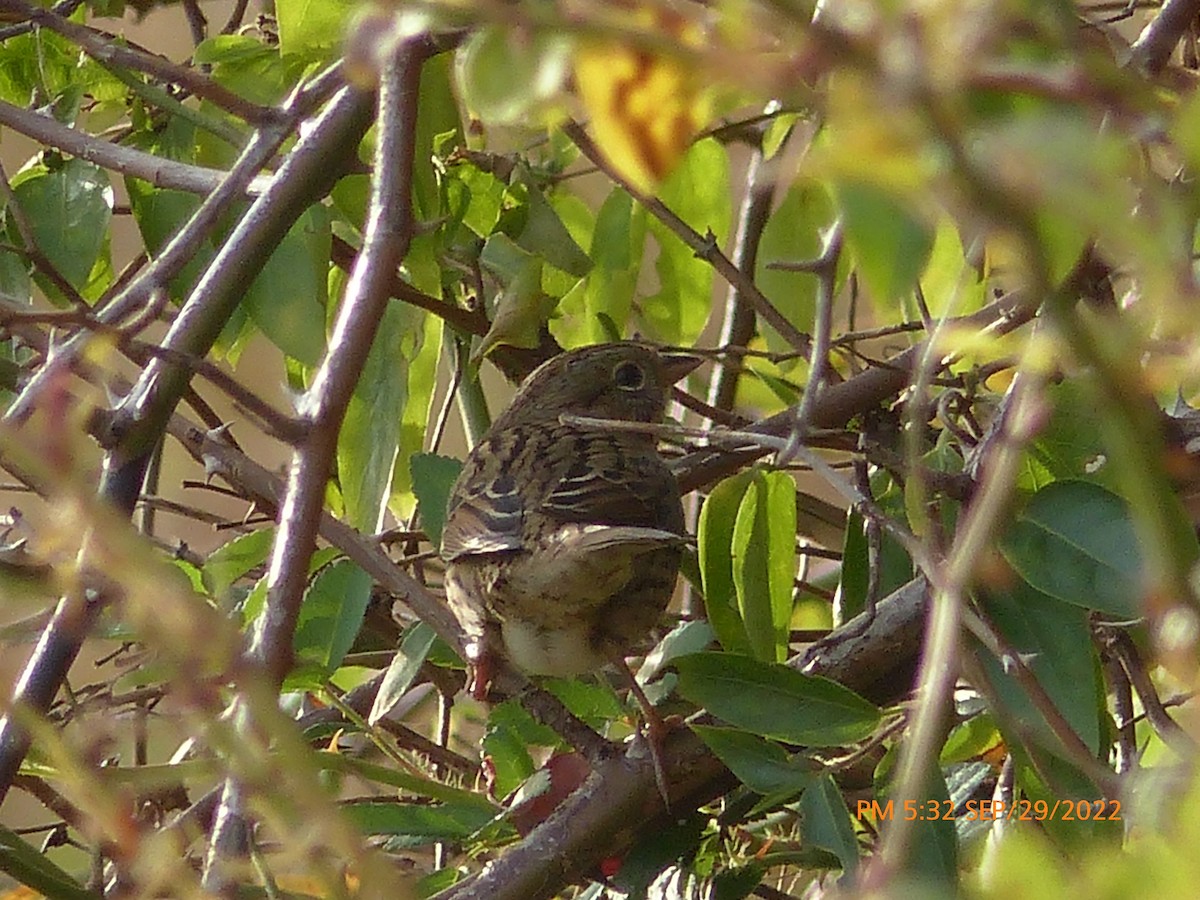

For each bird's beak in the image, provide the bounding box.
[661,352,704,384]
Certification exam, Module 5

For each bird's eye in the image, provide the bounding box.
[613,360,647,391]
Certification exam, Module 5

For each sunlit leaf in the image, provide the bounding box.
[574,8,709,192]
[731,469,796,662]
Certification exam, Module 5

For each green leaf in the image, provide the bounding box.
[553,188,645,346]
[482,704,539,799]
[10,159,112,296]
[339,300,427,531]
[414,54,462,221]
[837,180,933,309]
[343,799,494,843]
[0,822,95,900]
[1000,480,1142,617]
[477,234,558,357]
[882,764,958,887]
[370,622,437,725]
[799,772,859,875]
[411,453,462,548]
[391,306,444,519]
[642,138,732,343]
[275,0,357,58]
[917,215,986,318]
[697,471,755,655]
[512,177,592,278]
[732,469,797,662]
[292,559,372,675]
[976,580,1102,754]
[1017,380,1111,491]
[755,181,836,353]
[201,527,274,600]
[638,619,715,683]
[674,652,881,745]
[543,678,625,729]
[243,203,329,366]
[692,726,813,796]
[455,25,571,125]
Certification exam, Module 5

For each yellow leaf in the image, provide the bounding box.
[574,6,709,192]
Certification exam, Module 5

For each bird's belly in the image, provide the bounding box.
[499,617,606,676]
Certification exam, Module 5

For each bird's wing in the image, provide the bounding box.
[440,454,526,561]
[539,434,683,532]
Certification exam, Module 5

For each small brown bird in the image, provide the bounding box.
[440,342,700,731]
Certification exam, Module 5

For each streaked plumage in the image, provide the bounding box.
[440,342,700,690]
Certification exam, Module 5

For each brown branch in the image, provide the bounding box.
[673,291,1040,493]
[9,0,279,125]
[438,574,931,900]
[1129,0,1200,74]
[707,126,779,411]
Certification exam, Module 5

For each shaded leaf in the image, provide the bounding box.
[799,772,858,875]
[411,453,462,548]
[674,652,880,745]
[370,622,437,725]
[1000,481,1141,617]
[692,726,813,796]
[837,180,933,309]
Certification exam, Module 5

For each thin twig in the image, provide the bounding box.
[1129,0,1200,73]
[203,36,431,887]
[562,119,813,356]
[777,221,843,465]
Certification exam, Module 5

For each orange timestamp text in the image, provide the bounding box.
[855,798,1122,823]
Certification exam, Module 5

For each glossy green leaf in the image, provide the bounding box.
[697,471,755,655]
[799,772,859,875]
[10,159,112,296]
[837,180,933,309]
[642,138,732,343]
[674,652,881,745]
[732,469,797,662]
[370,622,438,725]
[1000,480,1141,617]
[692,726,813,796]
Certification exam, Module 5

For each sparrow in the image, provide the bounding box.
[440,342,700,796]
[441,341,700,687]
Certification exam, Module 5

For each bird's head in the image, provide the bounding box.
[495,342,702,427]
